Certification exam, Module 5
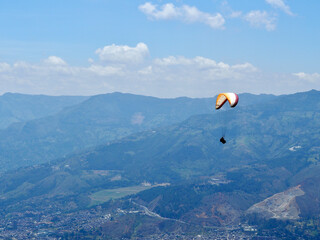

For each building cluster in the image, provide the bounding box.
[0,207,107,239]
[0,202,277,240]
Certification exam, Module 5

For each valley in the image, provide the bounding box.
[1,90,320,239]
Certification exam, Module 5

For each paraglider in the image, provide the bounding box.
[215,93,239,144]
[220,137,226,144]
[215,93,239,110]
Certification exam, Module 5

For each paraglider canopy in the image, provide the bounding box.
[215,93,239,110]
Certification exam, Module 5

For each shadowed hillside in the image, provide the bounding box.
[0,92,274,171]
[1,90,320,239]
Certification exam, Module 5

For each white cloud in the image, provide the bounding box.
[146,56,260,96]
[88,65,123,76]
[266,0,293,16]
[220,0,242,19]
[154,56,193,66]
[232,62,258,72]
[95,42,149,64]
[138,66,153,75]
[293,72,320,82]
[139,2,179,20]
[229,11,242,18]
[244,10,277,31]
[0,50,259,97]
[44,56,67,65]
[0,42,318,98]
[139,2,225,29]
[154,56,257,74]
[0,62,11,72]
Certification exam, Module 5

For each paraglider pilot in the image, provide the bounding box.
[220,137,226,144]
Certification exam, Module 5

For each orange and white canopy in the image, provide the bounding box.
[215,93,239,110]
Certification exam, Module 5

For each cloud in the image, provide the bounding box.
[44,56,67,65]
[265,0,293,15]
[220,0,289,31]
[244,10,277,31]
[0,62,11,72]
[219,0,242,19]
[138,66,152,75]
[0,44,259,97]
[139,2,225,29]
[139,2,179,20]
[145,56,260,96]
[95,42,149,64]
[229,11,242,18]
[0,42,318,98]
[293,72,320,82]
[88,65,123,76]
[153,56,258,74]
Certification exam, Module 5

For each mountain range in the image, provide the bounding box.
[0,92,87,129]
[0,92,275,171]
[1,90,320,239]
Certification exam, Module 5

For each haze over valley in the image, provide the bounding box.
[1,0,320,239]
[1,90,320,239]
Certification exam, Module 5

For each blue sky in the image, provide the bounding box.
[0,0,319,97]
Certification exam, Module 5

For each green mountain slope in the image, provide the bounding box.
[0,92,274,171]
[67,90,320,181]
[0,90,318,202]
[1,90,320,238]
